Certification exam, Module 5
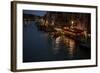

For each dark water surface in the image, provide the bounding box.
[23,21,91,62]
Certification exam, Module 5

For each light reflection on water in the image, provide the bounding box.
[51,35,77,58]
[64,37,76,58]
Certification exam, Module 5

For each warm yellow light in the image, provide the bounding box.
[71,21,74,24]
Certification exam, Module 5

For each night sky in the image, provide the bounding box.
[23,10,47,16]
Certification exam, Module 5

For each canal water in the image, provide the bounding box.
[23,21,91,62]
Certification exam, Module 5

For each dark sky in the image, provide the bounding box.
[23,10,47,16]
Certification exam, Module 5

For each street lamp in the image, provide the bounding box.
[70,20,74,29]
[71,20,74,24]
